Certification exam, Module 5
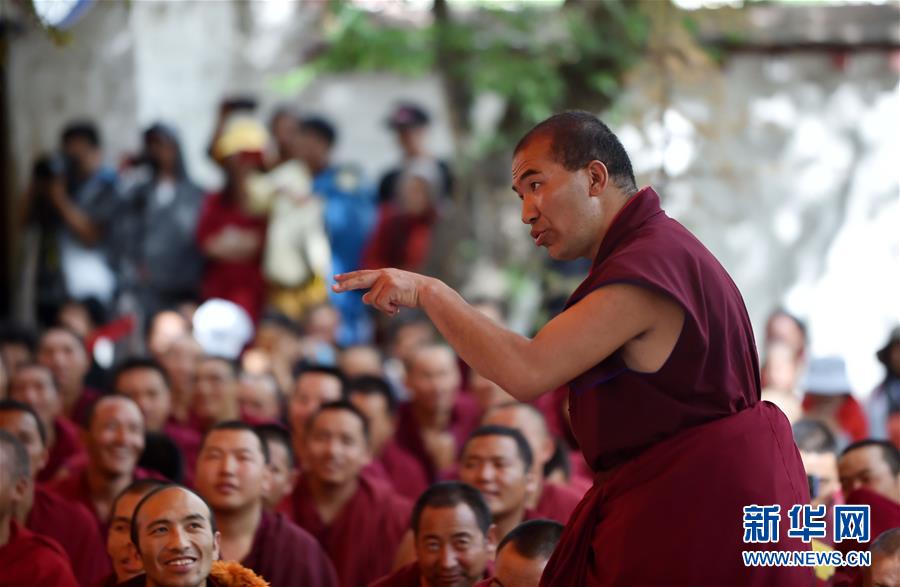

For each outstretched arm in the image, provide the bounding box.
[334,269,664,401]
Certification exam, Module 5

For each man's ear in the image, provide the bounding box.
[11,475,30,503]
[486,523,499,557]
[587,160,609,196]
[212,530,222,560]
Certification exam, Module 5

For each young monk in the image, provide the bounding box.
[477,519,563,587]
[100,479,166,586]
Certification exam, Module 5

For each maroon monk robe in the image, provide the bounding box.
[0,520,79,587]
[162,419,201,486]
[48,462,166,536]
[530,482,581,525]
[540,187,810,586]
[27,485,111,586]
[71,386,102,427]
[369,561,492,587]
[394,392,482,482]
[364,439,430,501]
[830,488,900,587]
[38,416,84,483]
[282,474,412,587]
[241,510,339,587]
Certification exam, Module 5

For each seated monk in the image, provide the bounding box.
[394,344,481,481]
[194,421,338,586]
[7,363,83,482]
[288,365,346,463]
[113,357,201,485]
[237,372,283,423]
[157,334,203,424]
[0,430,79,587]
[96,479,166,586]
[483,402,582,522]
[348,374,429,500]
[371,481,496,587]
[49,396,158,534]
[477,519,564,587]
[283,401,412,587]
[338,344,385,379]
[37,326,100,425]
[123,484,269,587]
[255,423,299,510]
[192,356,242,433]
[868,528,900,587]
[0,399,109,586]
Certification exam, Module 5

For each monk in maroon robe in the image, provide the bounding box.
[335,112,810,585]
[282,401,412,587]
[255,423,300,510]
[195,421,338,586]
[483,402,582,522]
[7,363,84,482]
[394,344,482,481]
[113,357,202,485]
[348,374,429,500]
[287,365,346,465]
[0,399,110,586]
[0,429,79,587]
[37,326,99,425]
[475,519,564,587]
[49,396,152,534]
[370,481,495,587]
[192,356,243,433]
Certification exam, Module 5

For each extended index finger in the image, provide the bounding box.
[333,270,380,292]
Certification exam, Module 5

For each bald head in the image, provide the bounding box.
[869,528,900,587]
[492,519,564,587]
[484,402,554,472]
[405,344,460,417]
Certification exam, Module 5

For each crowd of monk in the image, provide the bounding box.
[0,306,899,586]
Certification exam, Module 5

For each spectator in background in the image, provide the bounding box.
[764,308,808,368]
[268,106,301,169]
[792,419,841,510]
[363,159,444,273]
[157,334,203,424]
[7,363,84,483]
[117,124,204,323]
[377,102,453,207]
[238,372,283,423]
[255,424,299,511]
[192,356,242,432]
[0,322,37,375]
[484,519,564,587]
[801,357,868,448]
[100,479,165,586]
[300,303,341,366]
[295,115,376,346]
[197,116,269,323]
[287,365,346,463]
[37,326,99,425]
[250,312,303,396]
[868,327,900,448]
[338,345,384,379]
[868,528,900,587]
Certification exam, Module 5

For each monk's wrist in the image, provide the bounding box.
[417,276,445,311]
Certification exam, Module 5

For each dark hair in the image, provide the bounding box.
[131,485,217,553]
[255,423,295,467]
[62,120,101,148]
[347,375,397,415]
[841,439,900,476]
[201,421,271,464]
[112,356,171,393]
[514,111,637,195]
[139,432,184,483]
[9,362,58,395]
[299,116,337,147]
[0,430,30,480]
[463,425,533,471]
[871,527,900,557]
[59,297,107,329]
[543,437,571,481]
[0,399,47,447]
[767,308,808,343]
[486,401,550,436]
[110,478,167,521]
[411,481,492,537]
[792,419,837,454]
[39,325,87,353]
[497,519,564,559]
[292,364,348,396]
[307,400,370,444]
[269,106,300,131]
[0,322,38,354]
[200,355,240,379]
[85,395,142,431]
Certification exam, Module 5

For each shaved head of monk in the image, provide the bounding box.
[412,481,496,587]
[490,519,563,587]
[107,479,166,583]
[405,344,460,420]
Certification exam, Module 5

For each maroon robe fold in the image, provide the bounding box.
[282,475,412,587]
[27,485,111,586]
[48,463,165,535]
[540,188,810,586]
[0,520,79,587]
[364,439,429,501]
[369,562,491,587]
[162,419,201,486]
[71,387,102,427]
[394,393,482,482]
[38,416,84,483]
[531,482,581,525]
[241,510,339,587]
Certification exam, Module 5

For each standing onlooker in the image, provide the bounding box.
[868,326,900,447]
[801,356,869,450]
[117,123,204,324]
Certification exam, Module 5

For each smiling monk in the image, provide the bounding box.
[335,111,810,586]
